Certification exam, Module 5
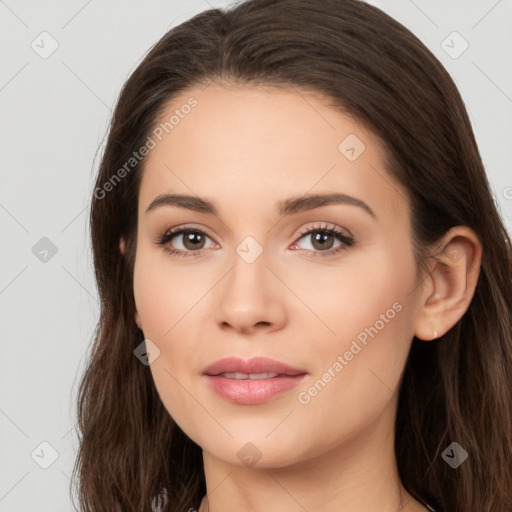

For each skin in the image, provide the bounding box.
[121,82,482,512]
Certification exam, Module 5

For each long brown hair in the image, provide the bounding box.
[72,1,512,510]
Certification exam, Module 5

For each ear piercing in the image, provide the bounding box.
[432,329,438,340]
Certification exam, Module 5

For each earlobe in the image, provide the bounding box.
[413,226,482,341]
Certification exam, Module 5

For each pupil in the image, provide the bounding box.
[313,231,333,250]
[184,231,204,250]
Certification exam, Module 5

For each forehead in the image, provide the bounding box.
[138,83,409,224]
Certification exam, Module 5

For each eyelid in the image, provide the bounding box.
[157,223,216,241]
[293,221,353,240]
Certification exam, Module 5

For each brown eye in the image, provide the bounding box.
[310,230,336,251]
[156,226,216,258]
[182,230,206,250]
[291,224,355,257]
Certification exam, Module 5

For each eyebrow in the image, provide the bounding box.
[145,192,376,219]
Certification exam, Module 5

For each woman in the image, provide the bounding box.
[73,0,512,511]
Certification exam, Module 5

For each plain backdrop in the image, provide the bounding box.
[0,0,511,510]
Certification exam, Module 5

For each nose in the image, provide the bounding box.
[214,248,287,335]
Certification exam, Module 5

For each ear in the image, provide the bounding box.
[413,226,482,341]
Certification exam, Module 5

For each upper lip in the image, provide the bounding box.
[203,357,307,376]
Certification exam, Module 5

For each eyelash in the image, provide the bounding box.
[155,223,355,259]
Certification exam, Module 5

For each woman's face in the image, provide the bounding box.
[132,83,423,468]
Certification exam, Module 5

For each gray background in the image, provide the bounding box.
[1,0,511,510]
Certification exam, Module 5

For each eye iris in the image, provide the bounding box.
[312,230,334,250]
[183,231,205,250]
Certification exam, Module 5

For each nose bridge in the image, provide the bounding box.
[226,234,270,300]
[231,236,269,284]
[214,233,286,332]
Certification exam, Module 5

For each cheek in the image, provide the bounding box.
[284,299,413,460]
[132,243,209,339]
[290,247,416,417]
[132,247,211,426]
[281,239,414,346]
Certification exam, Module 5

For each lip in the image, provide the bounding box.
[203,357,308,405]
[203,356,306,376]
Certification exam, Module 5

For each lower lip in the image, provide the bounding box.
[204,374,307,405]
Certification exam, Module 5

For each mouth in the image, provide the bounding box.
[203,356,306,377]
[217,372,281,379]
[203,357,308,405]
